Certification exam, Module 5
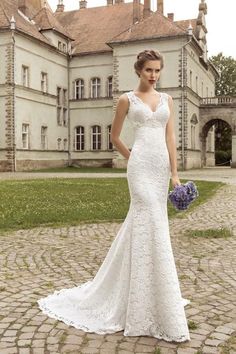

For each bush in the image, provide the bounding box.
[215,150,231,165]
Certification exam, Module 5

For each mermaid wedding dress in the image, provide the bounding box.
[38,91,191,342]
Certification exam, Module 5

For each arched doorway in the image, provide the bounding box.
[200,119,232,167]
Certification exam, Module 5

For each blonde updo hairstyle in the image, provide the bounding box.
[134,49,164,77]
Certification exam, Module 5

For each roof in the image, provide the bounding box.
[109,10,187,45]
[55,2,144,55]
[175,19,198,36]
[33,6,73,40]
[0,0,51,45]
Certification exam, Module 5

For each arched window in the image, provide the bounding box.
[75,126,85,151]
[91,125,101,150]
[190,114,198,150]
[91,78,101,98]
[107,125,113,150]
[75,79,84,99]
[107,76,113,98]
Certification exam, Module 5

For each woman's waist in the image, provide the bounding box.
[134,128,166,143]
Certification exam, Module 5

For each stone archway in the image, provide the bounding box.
[200,119,232,167]
[199,97,236,168]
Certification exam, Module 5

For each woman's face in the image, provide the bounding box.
[138,60,161,86]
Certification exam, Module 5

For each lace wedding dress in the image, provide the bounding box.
[38,91,191,342]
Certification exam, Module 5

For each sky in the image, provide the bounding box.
[48,0,235,58]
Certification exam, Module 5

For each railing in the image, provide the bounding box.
[200,96,236,105]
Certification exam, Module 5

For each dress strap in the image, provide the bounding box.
[125,91,136,104]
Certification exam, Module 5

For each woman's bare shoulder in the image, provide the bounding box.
[117,93,129,109]
[119,93,129,102]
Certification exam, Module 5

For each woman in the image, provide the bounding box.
[38,49,191,343]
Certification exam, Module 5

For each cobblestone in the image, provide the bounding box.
[0,175,235,353]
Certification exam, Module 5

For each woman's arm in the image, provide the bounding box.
[110,94,131,160]
[166,95,181,187]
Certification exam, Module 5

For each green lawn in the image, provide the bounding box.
[29,166,127,173]
[0,178,224,231]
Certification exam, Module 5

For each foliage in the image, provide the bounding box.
[215,150,231,165]
[0,179,223,231]
[184,227,232,239]
[210,52,236,96]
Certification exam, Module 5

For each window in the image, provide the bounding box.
[201,81,204,97]
[195,76,198,94]
[206,87,209,97]
[190,70,192,88]
[63,43,66,53]
[91,125,101,150]
[41,72,48,93]
[57,87,61,105]
[58,41,62,51]
[57,107,62,125]
[41,126,47,150]
[75,79,84,100]
[207,133,211,151]
[63,138,68,151]
[191,125,195,149]
[75,126,85,151]
[57,138,62,150]
[91,78,101,98]
[22,124,29,149]
[22,66,29,87]
[62,89,67,106]
[107,76,113,97]
[63,108,67,126]
[107,125,113,150]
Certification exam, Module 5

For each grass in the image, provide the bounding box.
[153,349,162,354]
[184,227,233,239]
[188,320,198,330]
[0,178,223,232]
[29,166,127,173]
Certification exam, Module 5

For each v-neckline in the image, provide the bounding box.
[132,91,162,113]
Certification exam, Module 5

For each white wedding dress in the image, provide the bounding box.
[38,91,191,342]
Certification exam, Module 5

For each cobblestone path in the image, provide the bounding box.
[0,184,235,354]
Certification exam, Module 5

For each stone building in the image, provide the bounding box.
[0,0,219,171]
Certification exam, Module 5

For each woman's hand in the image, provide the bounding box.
[171,175,181,188]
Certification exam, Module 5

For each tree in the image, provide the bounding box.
[210,53,236,96]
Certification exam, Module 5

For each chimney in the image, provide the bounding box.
[79,0,87,9]
[56,0,64,12]
[167,13,174,21]
[107,0,113,4]
[133,0,141,23]
[143,0,151,18]
[157,0,164,14]
[115,0,124,3]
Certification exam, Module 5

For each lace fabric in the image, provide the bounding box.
[38,90,191,343]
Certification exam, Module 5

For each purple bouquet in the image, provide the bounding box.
[168,181,199,211]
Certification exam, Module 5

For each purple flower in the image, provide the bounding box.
[168,181,199,211]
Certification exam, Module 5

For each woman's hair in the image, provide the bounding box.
[134,49,164,77]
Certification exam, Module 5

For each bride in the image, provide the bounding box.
[38,49,191,343]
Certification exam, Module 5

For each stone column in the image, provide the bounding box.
[231,134,236,168]
[5,33,16,171]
